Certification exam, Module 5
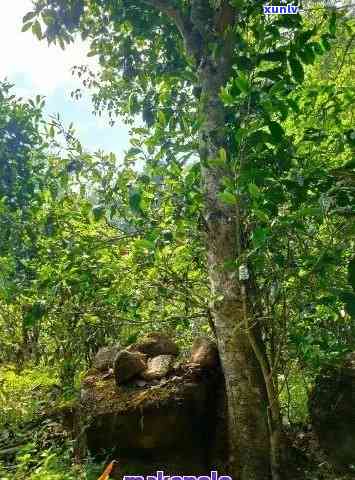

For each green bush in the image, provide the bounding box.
[0,365,58,427]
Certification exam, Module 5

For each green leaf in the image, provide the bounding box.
[318,295,337,307]
[220,87,235,105]
[248,183,260,198]
[134,239,154,251]
[254,209,269,222]
[218,191,237,205]
[235,127,248,145]
[344,131,355,148]
[289,57,304,83]
[22,22,33,32]
[218,147,227,164]
[247,129,272,146]
[23,11,37,23]
[126,147,142,158]
[234,74,249,93]
[257,67,283,82]
[268,80,287,95]
[235,55,253,71]
[162,229,174,242]
[42,12,55,26]
[129,190,143,214]
[138,174,151,185]
[341,157,355,170]
[298,269,308,279]
[258,51,286,63]
[268,121,284,142]
[291,206,321,219]
[32,20,42,39]
[275,14,301,29]
[298,45,315,65]
[252,227,269,248]
[157,110,166,126]
[59,38,66,51]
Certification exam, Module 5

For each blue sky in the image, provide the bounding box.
[0,0,130,159]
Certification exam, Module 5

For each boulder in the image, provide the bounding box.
[130,332,179,357]
[141,354,174,381]
[92,345,120,372]
[114,350,147,385]
[79,364,227,475]
[190,336,219,369]
[309,352,355,472]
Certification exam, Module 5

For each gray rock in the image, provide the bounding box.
[92,345,120,372]
[114,350,147,385]
[130,332,179,357]
[133,379,148,387]
[141,354,174,380]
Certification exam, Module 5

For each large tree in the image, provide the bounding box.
[23,1,349,478]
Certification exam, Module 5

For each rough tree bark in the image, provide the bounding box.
[198,56,271,480]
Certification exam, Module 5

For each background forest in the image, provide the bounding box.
[0,1,354,479]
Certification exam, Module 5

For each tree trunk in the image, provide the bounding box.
[139,1,281,474]
[199,59,272,480]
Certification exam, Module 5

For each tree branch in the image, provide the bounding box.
[214,0,236,34]
[141,0,203,60]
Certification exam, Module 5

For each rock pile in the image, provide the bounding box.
[80,334,226,475]
[114,333,179,385]
[91,333,220,387]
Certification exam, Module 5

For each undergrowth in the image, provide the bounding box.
[0,446,104,480]
[0,364,353,480]
[0,365,59,427]
[279,368,311,425]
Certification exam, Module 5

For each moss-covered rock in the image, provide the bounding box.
[114,350,147,385]
[79,364,227,474]
[92,345,120,372]
[129,332,179,357]
[309,352,355,473]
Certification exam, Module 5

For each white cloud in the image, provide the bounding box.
[0,0,95,94]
